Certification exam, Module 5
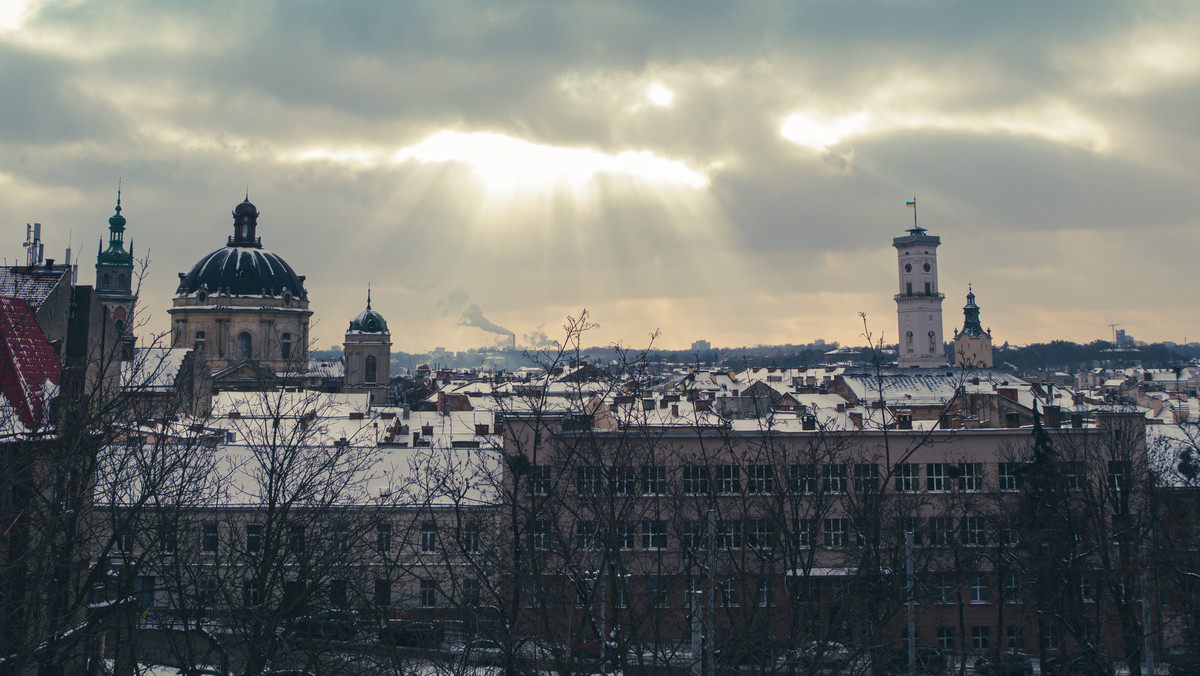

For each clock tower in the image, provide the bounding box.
[893,205,946,368]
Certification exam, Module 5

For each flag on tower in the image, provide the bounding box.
[905,200,916,208]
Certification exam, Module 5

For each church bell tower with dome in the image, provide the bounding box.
[96,187,139,357]
[168,197,312,387]
[343,289,391,404]
[953,285,993,368]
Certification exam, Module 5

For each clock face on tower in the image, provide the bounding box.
[905,263,912,272]
[923,262,931,272]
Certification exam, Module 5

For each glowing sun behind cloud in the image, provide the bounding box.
[390,130,709,193]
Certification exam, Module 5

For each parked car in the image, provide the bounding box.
[378,620,442,648]
[776,641,853,671]
[973,652,1034,676]
[282,610,361,641]
[1043,652,1116,676]
[888,646,947,674]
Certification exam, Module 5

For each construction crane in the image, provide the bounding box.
[1107,323,1121,344]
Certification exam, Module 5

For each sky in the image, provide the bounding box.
[2,1,1199,354]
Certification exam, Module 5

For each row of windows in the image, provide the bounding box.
[122,522,483,557]
[192,331,294,360]
[933,624,1065,652]
[532,515,1003,552]
[535,461,1117,497]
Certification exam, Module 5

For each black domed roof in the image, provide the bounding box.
[176,246,307,299]
[175,198,307,299]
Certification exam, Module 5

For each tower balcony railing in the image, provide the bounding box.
[894,291,945,301]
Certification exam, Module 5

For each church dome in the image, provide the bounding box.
[175,198,307,300]
[348,290,388,333]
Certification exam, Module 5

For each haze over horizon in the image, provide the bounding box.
[3,1,1198,353]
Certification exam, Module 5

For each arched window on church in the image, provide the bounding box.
[101,274,111,290]
[118,274,128,291]
[906,331,914,353]
[195,331,205,352]
[237,331,252,360]
[365,355,377,385]
[281,333,292,360]
[929,330,937,353]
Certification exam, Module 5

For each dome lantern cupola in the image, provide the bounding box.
[97,187,133,267]
[348,288,389,333]
[229,196,261,247]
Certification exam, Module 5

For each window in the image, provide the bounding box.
[823,464,847,493]
[245,525,262,554]
[685,576,702,609]
[854,463,879,494]
[617,521,636,550]
[244,579,261,606]
[925,281,932,295]
[199,576,217,608]
[935,574,956,604]
[824,518,848,547]
[757,577,775,607]
[330,579,347,607]
[420,579,438,607]
[374,579,391,609]
[1063,461,1082,490]
[963,516,987,546]
[332,524,350,553]
[928,330,937,352]
[1108,460,1132,494]
[1003,572,1021,604]
[648,577,669,608]
[194,331,205,352]
[936,627,955,651]
[959,463,983,491]
[970,574,989,603]
[715,465,740,494]
[461,522,481,553]
[158,527,177,555]
[532,520,551,551]
[372,523,391,554]
[577,466,602,495]
[748,518,774,550]
[1040,624,1062,651]
[419,522,438,553]
[288,525,305,552]
[576,521,598,550]
[531,466,552,496]
[201,523,218,554]
[720,579,740,607]
[895,463,919,492]
[1007,626,1025,650]
[929,517,955,547]
[462,578,481,607]
[972,626,991,651]
[1080,576,1095,603]
[115,530,133,554]
[998,462,1024,491]
[641,465,667,495]
[280,333,291,359]
[926,463,946,491]
[682,465,709,495]
[613,465,637,495]
[680,521,705,550]
[365,355,378,384]
[795,518,817,548]
[747,465,774,494]
[716,520,742,549]
[791,464,817,494]
[236,331,252,360]
[901,517,921,546]
[642,520,668,550]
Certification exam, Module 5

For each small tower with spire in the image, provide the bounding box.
[953,285,993,368]
[343,287,392,404]
[96,184,138,356]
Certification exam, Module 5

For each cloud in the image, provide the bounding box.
[437,289,469,317]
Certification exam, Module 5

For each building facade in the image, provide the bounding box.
[168,198,312,386]
[894,222,946,368]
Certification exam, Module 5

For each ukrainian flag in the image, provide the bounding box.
[905,200,916,207]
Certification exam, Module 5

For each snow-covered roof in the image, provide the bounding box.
[0,295,60,433]
[122,347,192,392]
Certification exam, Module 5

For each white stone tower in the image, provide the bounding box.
[343,289,392,405]
[893,202,947,368]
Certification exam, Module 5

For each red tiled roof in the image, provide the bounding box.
[0,296,60,431]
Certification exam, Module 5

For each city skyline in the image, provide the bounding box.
[2,1,1198,353]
